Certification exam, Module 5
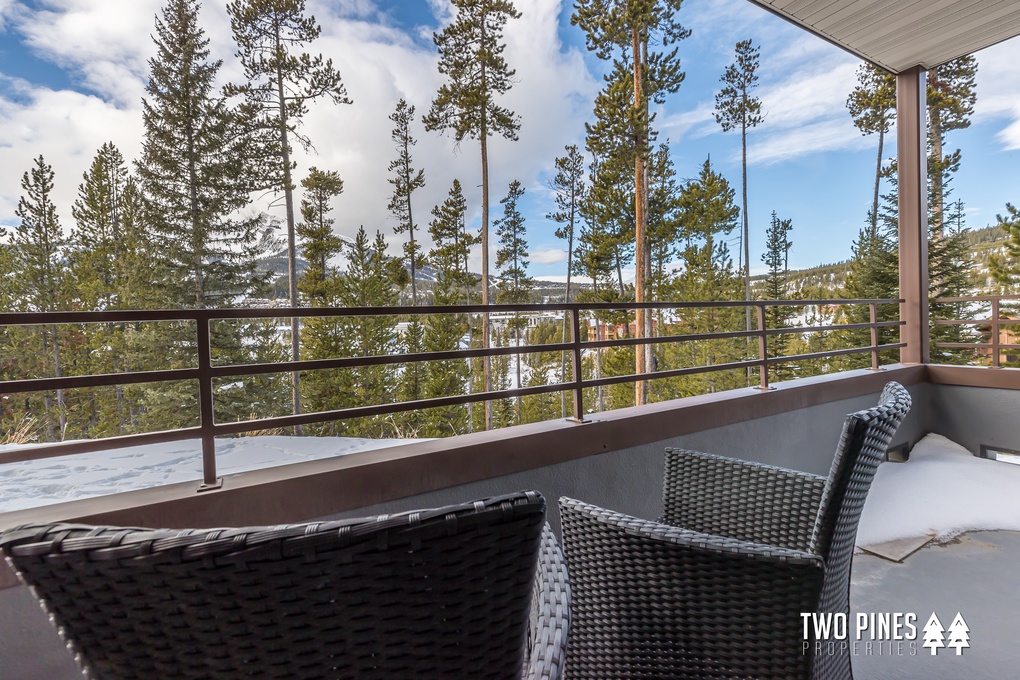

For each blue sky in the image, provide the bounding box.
[0,0,1018,282]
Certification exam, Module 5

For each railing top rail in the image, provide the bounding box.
[935,294,1020,303]
[0,298,904,326]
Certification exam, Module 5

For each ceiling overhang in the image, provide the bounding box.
[746,0,1020,73]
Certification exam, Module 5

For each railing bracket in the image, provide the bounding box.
[197,478,223,492]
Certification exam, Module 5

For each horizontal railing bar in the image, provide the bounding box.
[0,428,203,464]
[0,299,905,327]
[763,320,905,337]
[213,382,571,436]
[0,368,200,396]
[583,328,760,351]
[584,358,762,390]
[764,343,906,365]
[935,294,1020,303]
[211,342,578,378]
[934,342,1020,349]
[933,318,1020,326]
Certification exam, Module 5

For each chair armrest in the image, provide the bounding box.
[663,448,826,551]
[524,523,570,680]
[560,497,824,680]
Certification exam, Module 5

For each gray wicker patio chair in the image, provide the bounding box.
[560,381,911,680]
[1,490,570,680]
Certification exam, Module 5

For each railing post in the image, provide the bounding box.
[570,308,586,422]
[196,313,221,490]
[756,303,771,391]
[869,302,882,371]
[991,298,1001,368]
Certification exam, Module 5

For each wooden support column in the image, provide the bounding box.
[896,66,929,364]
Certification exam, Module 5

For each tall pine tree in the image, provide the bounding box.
[388,98,426,305]
[573,0,689,404]
[548,144,586,417]
[226,0,352,423]
[494,180,533,422]
[424,0,522,430]
[715,39,764,336]
[10,155,68,441]
[847,63,896,240]
[761,211,795,381]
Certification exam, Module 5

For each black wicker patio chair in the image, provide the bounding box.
[1,490,569,680]
[560,381,911,680]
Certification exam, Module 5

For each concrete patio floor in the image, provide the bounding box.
[850,530,1020,679]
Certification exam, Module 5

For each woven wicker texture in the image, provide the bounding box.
[1,490,569,680]
[561,382,911,680]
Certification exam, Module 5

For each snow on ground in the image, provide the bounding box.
[857,433,1020,546]
[0,436,421,513]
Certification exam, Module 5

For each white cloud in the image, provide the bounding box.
[971,38,1020,150]
[14,0,162,105]
[746,49,864,165]
[0,0,597,278]
[531,248,567,265]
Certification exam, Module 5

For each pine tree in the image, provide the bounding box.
[929,199,977,364]
[584,147,635,300]
[990,203,1020,290]
[573,1,689,404]
[520,319,562,424]
[296,167,345,304]
[664,156,745,397]
[424,0,521,430]
[420,180,478,437]
[761,211,795,381]
[226,0,352,423]
[548,144,586,417]
[10,155,68,441]
[847,63,896,240]
[334,229,399,436]
[647,142,682,303]
[927,56,977,238]
[494,180,533,422]
[715,39,764,335]
[70,143,129,311]
[388,98,426,305]
[839,186,899,369]
[137,0,281,431]
[139,0,270,311]
[67,144,147,437]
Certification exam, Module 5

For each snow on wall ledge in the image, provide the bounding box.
[0,436,422,513]
[857,433,1020,546]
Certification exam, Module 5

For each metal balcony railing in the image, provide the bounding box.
[933,294,1020,367]
[0,299,904,488]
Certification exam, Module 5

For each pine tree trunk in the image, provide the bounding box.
[930,110,944,240]
[51,324,66,439]
[872,126,885,240]
[632,27,647,407]
[741,116,752,381]
[515,324,522,424]
[480,64,492,431]
[276,58,303,434]
[560,210,574,419]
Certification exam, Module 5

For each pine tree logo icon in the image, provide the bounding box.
[922,612,945,655]
[946,613,970,655]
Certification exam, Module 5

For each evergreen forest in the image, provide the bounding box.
[1,0,1015,446]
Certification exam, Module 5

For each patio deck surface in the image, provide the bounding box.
[850,530,1020,679]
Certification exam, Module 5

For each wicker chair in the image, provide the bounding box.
[560,381,911,680]
[1,490,570,680]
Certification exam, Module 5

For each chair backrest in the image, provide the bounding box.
[809,382,911,680]
[810,381,911,561]
[1,491,546,680]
